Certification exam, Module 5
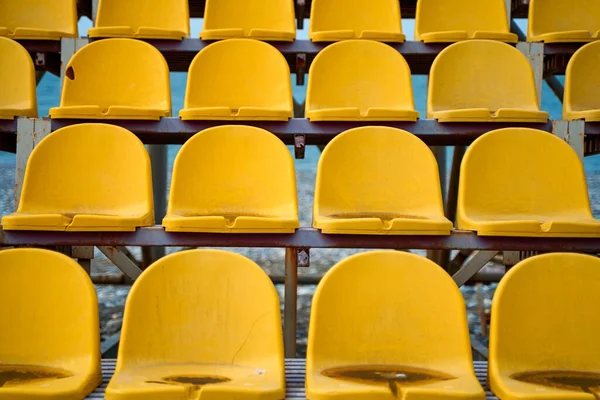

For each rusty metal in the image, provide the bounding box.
[3,226,600,252]
[284,248,298,358]
[295,0,306,29]
[295,52,306,85]
[296,248,310,267]
[294,134,306,158]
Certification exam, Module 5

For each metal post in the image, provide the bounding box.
[445,145,466,274]
[516,42,544,107]
[553,120,585,161]
[15,118,50,208]
[429,146,447,267]
[284,248,298,358]
[145,145,167,262]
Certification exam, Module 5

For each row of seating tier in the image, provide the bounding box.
[13,36,600,121]
[4,0,600,43]
[2,248,599,400]
[2,123,598,237]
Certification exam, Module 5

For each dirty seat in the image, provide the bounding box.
[489,253,600,400]
[2,123,154,231]
[0,37,37,119]
[88,0,190,39]
[105,249,285,400]
[428,40,548,122]
[309,0,405,42]
[306,40,419,121]
[179,39,293,121]
[307,251,485,400]
[0,248,101,400]
[163,125,299,233]
[457,127,600,236]
[314,126,452,235]
[49,38,171,120]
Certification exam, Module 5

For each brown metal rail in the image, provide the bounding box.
[2,227,600,252]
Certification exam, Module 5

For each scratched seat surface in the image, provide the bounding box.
[528,0,600,43]
[306,40,419,121]
[49,39,171,120]
[564,41,600,121]
[0,0,77,40]
[307,251,485,400]
[457,127,600,237]
[88,359,499,399]
[0,37,37,119]
[489,253,600,400]
[313,126,452,235]
[2,124,154,231]
[415,0,517,43]
[105,249,285,400]
[0,248,101,400]
[180,39,293,121]
[428,40,548,122]
[163,125,299,233]
[309,0,404,42]
[88,0,190,39]
[200,0,295,41]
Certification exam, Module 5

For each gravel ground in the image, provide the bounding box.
[3,159,600,357]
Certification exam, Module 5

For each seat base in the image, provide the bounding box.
[310,30,405,42]
[430,108,549,123]
[564,109,600,122]
[88,26,187,40]
[2,212,153,232]
[491,370,600,400]
[314,213,453,235]
[528,30,600,43]
[0,108,37,120]
[163,214,299,233]
[179,107,292,121]
[106,363,284,400]
[0,364,101,400]
[0,27,74,40]
[307,107,419,122]
[419,30,518,43]
[459,216,600,237]
[200,28,295,42]
[49,105,170,120]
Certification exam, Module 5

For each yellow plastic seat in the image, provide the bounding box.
[0,248,101,400]
[163,125,298,233]
[457,128,600,237]
[489,253,600,400]
[49,39,171,120]
[179,39,293,121]
[0,37,36,119]
[528,0,600,43]
[309,0,404,42]
[105,249,285,400]
[0,0,77,40]
[428,40,549,122]
[307,251,485,400]
[306,40,419,121]
[200,0,295,41]
[564,41,600,121]
[313,127,452,235]
[2,124,154,231]
[415,0,517,43]
[88,0,190,39]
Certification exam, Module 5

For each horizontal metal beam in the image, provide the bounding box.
[2,226,600,252]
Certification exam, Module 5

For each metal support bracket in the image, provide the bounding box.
[294,134,306,159]
[502,251,521,267]
[60,38,89,87]
[452,250,498,287]
[295,53,307,86]
[15,118,51,208]
[553,120,585,161]
[98,246,143,281]
[295,0,306,30]
[516,42,544,107]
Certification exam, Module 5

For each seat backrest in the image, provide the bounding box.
[202,0,295,37]
[94,0,190,36]
[17,123,153,217]
[458,128,592,219]
[0,37,36,117]
[0,0,77,38]
[167,125,297,219]
[59,39,170,111]
[490,253,600,373]
[308,251,473,375]
[184,39,292,112]
[116,249,283,369]
[306,40,415,114]
[415,0,510,39]
[564,41,600,115]
[428,40,540,115]
[0,248,99,371]
[309,0,402,38]
[314,126,445,218]
[529,0,600,40]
